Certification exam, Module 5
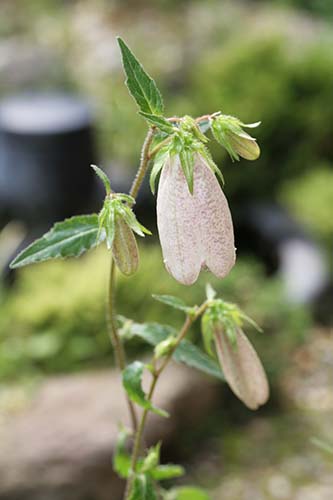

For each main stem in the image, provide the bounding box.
[107,129,155,434]
[124,304,207,499]
[107,258,138,431]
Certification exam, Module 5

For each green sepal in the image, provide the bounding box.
[180,115,208,143]
[150,147,169,194]
[10,215,102,268]
[117,37,164,115]
[139,112,175,134]
[129,474,157,500]
[199,145,225,185]
[91,164,111,195]
[201,313,215,357]
[179,147,195,194]
[122,361,169,418]
[113,425,132,479]
[141,442,161,473]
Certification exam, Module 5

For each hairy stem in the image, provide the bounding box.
[124,303,207,498]
[107,258,138,432]
[129,128,155,199]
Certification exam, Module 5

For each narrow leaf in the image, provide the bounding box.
[10,215,102,268]
[117,37,164,115]
[122,361,169,417]
[166,486,210,500]
[91,164,111,195]
[152,294,191,313]
[151,464,185,481]
[126,322,225,381]
[139,112,175,134]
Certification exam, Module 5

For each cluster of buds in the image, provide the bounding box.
[92,165,151,276]
[201,287,269,410]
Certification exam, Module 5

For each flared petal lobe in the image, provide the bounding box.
[214,328,269,410]
[156,154,235,285]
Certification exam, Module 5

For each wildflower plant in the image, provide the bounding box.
[10,38,267,499]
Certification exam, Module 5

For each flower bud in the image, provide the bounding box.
[157,153,235,285]
[214,325,269,410]
[112,216,139,276]
[212,115,260,161]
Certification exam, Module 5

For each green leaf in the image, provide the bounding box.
[152,294,192,313]
[141,443,161,473]
[117,37,164,115]
[113,426,132,479]
[151,464,185,481]
[126,322,225,381]
[122,361,169,418]
[91,164,111,195]
[10,215,102,269]
[139,112,175,134]
[166,486,210,500]
[129,474,157,500]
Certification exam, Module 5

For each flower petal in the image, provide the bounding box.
[193,155,236,278]
[214,327,269,410]
[157,156,202,285]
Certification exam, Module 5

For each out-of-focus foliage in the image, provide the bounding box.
[177,37,333,204]
[0,245,310,381]
[257,0,333,19]
[279,165,333,244]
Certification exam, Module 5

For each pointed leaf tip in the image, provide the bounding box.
[117,37,164,115]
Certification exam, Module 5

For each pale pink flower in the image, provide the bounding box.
[215,327,269,410]
[157,154,236,285]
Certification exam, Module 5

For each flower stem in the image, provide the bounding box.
[129,128,155,199]
[107,128,157,435]
[107,258,138,432]
[124,302,208,499]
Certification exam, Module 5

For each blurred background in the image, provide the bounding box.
[0,0,332,499]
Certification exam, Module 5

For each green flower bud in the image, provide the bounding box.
[212,114,261,161]
[112,215,139,276]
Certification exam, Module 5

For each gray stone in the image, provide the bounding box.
[0,363,219,500]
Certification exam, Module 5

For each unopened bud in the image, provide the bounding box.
[112,217,139,276]
[212,115,260,161]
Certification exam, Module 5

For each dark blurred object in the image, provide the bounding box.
[0,92,99,279]
[236,203,330,309]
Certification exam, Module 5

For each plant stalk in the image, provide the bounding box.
[107,258,138,432]
[124,303,207,498]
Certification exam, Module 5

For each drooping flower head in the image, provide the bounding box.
[150,114,261,285]
[202,292,269,410]
[157,153,235,285]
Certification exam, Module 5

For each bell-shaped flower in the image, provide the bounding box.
[156,153,235,285]
[201,297,269,410]
[214,325,269,410]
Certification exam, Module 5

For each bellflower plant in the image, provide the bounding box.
[10,38,267,499]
